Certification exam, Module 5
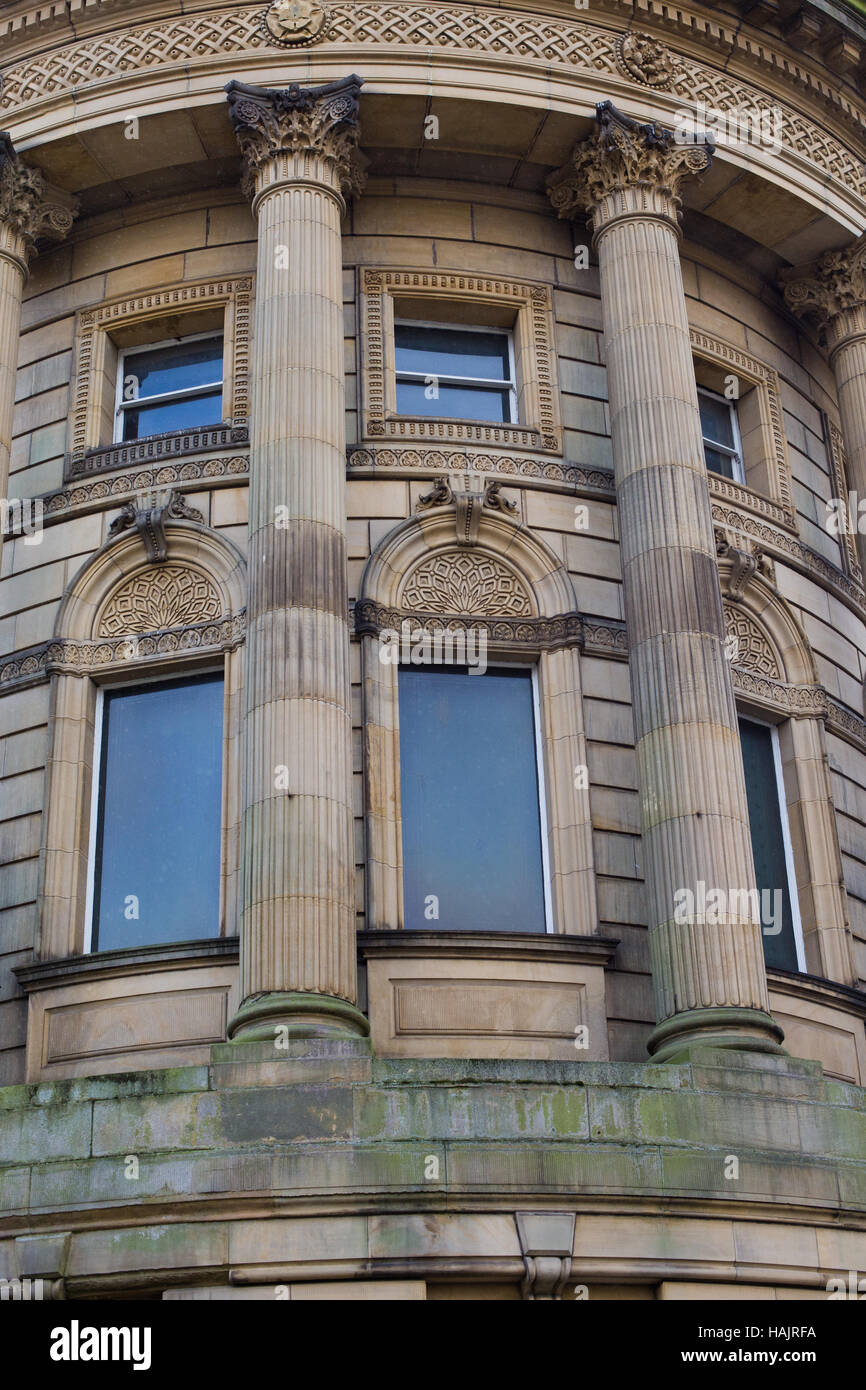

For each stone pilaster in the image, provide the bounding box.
[549,103,783,1061]
[782,236,866,577]
[0,134,76,524]
[226,77,368,1040]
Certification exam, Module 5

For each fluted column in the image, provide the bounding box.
[226,77,368,1040]
[0,134,76,536]
[549,104,783,1060]
[783,236,866,577]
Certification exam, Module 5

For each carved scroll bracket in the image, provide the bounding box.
[416,472,518,546]
[108,488,204,563]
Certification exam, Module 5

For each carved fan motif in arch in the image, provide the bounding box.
[96,565,222,637]
[723,604,781,679]
[400,550,533,617]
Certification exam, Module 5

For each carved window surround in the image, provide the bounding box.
[691,328,796,529]
[37,522,247,968]
[360,269,562,453]
[68,276,253,477]
[824,412,863,584]
[357,503,595,940]
[717,557,857,990]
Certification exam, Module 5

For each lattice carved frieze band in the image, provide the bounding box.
[71,277,252,465]
[97,566,223,637]
[362,269,561,453]
[1,5,863,202]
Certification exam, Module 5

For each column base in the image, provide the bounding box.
[647,1006,786,1064]
[227,991,370,1043]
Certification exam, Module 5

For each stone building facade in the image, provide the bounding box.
[0,0,865,1300]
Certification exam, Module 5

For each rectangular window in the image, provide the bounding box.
[115,334,224,442]
[88,673,224,952]
[699,386,744,483]
[398,666,550,932]
[738,716,805,973]
[394,321,517,424]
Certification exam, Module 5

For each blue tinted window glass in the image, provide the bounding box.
[699,393,735,448]
[121,391,223,441]
[396,380,510,422]
[395,324,510,380]
[703,444,737,480]
[399,667,547,932]
[93,675,223,951]
[738,717,799,972]
[125,337,223,400]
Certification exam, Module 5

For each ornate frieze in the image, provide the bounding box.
[547,101,713,233]
[349,445,615,495]
[226,74,365,202]
[355,598,582,651]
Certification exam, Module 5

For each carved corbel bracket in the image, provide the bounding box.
[515,1211,576,1301]
[715,526,775,599]
[416,472,518,546]
[108,488,204,563]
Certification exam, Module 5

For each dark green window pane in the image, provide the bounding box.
[395,324,509,380]
[93,675,223,952]
[739,717,799,972]
[399,667,547,933]
[124,337,223,401]
[699,393,735,448]
[121,391,223,441]
[396,380,510,422]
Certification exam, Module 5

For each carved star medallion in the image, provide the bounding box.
[261,0,331,47]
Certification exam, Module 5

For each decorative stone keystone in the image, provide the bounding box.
[515,1211,576,1300]
[0,133,77,546]
[549,103,783,1062]
[226,77,368,1041]
[782,235,866,578]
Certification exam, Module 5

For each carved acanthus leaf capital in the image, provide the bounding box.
[225,75,365,202]
[781,232,866,331]
[547,101,713,232]
[0,132,77,263]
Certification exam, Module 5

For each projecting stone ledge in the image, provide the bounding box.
[0,1045,864,1296]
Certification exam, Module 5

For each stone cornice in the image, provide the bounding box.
[547,101,713,236]
[225,74,365,205]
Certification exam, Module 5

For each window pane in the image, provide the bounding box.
[123,337,224,401]
[699,392,736,448]
[121,391,223,441]
[396,379,511,422]
[93,675,224,951]
[395,324,510,380]
[399,667,547,933]
[738,717,799,972]
[703,444,738,480]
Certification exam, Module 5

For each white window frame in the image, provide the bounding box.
[398,660,554,935]
[113,331,225,443]
[698,384,745,485]
[393,317,519,425]
[83,667,224,953]
[740,713,807,973]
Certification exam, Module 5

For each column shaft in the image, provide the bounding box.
[227,78,367,1040]
[550,105,783,1060]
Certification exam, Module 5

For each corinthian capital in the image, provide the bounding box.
[781,233,866,337]
[225,75,365,206]
[0,133,77,268]
[547,101,713,236]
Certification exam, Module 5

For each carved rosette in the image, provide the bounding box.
[0,132,76,271]
[782,233,866,355]
[614,32,678,89]
[225,75,365,208]
[547,101,712,238]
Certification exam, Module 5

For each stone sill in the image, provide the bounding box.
[356,929,618,966]
[14,937,239,993]
[767,966,866,1016]
[64,424,250,482]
